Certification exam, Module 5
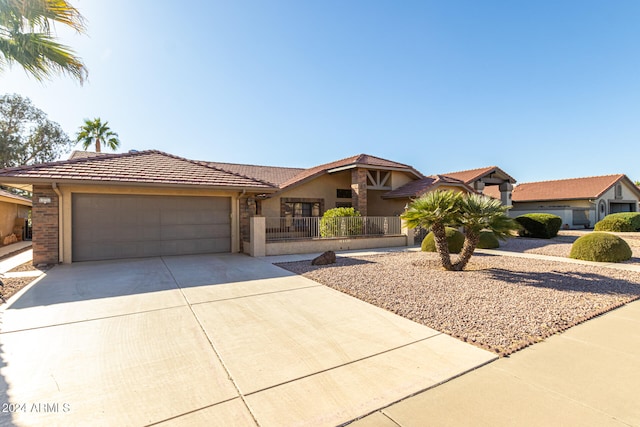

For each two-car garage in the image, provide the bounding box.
[72,194,231,262]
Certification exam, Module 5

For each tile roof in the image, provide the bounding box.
[383,175,473,199]
[0,188,32,205]
[204,162,305,187]
[511,174,631,202]
[442,166,516,184]
[0,150,275,190]
[279,154,424,190]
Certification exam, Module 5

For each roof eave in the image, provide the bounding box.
[0,177,277,193]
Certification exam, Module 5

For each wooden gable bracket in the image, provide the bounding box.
[366,170,391,190]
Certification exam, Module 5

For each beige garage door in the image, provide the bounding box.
[72,194,231,261]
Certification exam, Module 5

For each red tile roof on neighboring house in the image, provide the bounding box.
[279,154,424,190]
[0,188,32,205]
[511,174,633,202]
[0,150,276,190]
[205,162,305,187]
[383,175,474,199]
[442,166,516,184]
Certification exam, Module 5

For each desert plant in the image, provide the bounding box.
[594,213,640,232]
[569,232,632,262]
[401,190,463,270]
[477,230,500,249]
[319,207,362,237]
[515,213,562,239]
[421,227,464,253]
[402,190,518,271]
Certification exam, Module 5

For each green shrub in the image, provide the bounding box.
[319,207,362,237]
[477,230,500,249]
[421,227,465,253]
[569,232,632,262]
[594,212,640,232]
[515,213,562,239]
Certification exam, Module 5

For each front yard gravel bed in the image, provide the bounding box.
[278,251,640,356]
[498,235,640,261]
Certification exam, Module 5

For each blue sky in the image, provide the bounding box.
[1,0,639,183]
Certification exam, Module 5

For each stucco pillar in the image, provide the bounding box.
[401,219,415,246]
[499,182,513,207]
[351,168,368,216]
[249,216,266,257]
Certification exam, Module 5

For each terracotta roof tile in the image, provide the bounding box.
[280,154,424,189]
[0,150,275,190]
[383,175,473,199]
[442,166,516,184]
[204,162,304,187]
[512,174,628,202]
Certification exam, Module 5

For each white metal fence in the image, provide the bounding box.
[266,216,402,241]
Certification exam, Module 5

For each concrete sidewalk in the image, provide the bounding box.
[352,299,640,426]
[268,246,640,426]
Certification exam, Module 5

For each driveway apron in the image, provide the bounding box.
[0,253,495,426]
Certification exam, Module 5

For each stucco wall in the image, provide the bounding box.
[0,201,28,238]
[264,235,408,256]
[261,170,353,217]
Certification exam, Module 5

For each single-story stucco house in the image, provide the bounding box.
[485,174,640,228]
[0,149,519,264]
[0,189,31,242]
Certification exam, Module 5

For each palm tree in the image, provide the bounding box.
[76,118,120,152]
[401,190,463,270]
[0,0,87,83]
[454,193,518,271]
[402,190,519,271]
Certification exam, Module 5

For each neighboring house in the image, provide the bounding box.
[501,174,640,228]
[440,166,517,205]
[0,149,518,264]
[0,189,31,242]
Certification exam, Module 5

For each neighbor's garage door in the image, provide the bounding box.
[72,194,231,261]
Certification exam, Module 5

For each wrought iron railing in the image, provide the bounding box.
[265,216,402,242]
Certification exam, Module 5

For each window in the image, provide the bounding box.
[336,189,352,199]
[283,202,320,217]
[615,184,623,199]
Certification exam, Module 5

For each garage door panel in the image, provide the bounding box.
[73,194,231,261]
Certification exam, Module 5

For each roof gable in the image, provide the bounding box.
[280,153,424,190]
[512,174,638,202]
[0,150,276,191]
[442,166,516,185]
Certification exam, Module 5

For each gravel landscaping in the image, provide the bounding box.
[1,262,50,303]
[498,233,640,261]
[278,247,640,356]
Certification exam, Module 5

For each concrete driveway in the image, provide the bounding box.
[0,254,495,426]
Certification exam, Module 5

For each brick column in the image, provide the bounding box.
[32,185,59,265]
[351,168,368,216]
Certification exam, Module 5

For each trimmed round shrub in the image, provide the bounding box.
[319,207,362,237]
[477,230,500,249]
[594,212,640,232]
[515,213,562,239]
[569,232,632,262]
[421,227,465,253]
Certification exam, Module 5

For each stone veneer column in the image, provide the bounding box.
[32,185,59,265]
[351,168,368,216]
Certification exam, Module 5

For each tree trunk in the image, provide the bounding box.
[453,229,480,271]
[431,222,453,270]
[96,137,101,152]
